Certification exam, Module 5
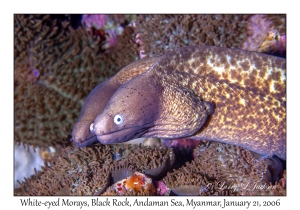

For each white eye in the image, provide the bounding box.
[114,114,124,125]
[90,123,94,132]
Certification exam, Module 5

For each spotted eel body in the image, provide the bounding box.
[75,45,286,160]
[150,46,286,159]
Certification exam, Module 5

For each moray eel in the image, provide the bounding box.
[82,46,286,160]
[71,57,159,147]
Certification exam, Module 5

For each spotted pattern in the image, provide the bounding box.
[118,86,158,125]
[152,46,286,159]
[114,57,158,84]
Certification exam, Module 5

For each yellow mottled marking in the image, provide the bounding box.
[239,98,246,106]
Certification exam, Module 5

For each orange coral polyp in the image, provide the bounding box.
[126,173,145,191]
[111,172,156,195]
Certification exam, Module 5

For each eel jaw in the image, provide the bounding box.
[72,134,98,147]
[95,126,149,144]
[94,113,151,144]
[72,121,99,147]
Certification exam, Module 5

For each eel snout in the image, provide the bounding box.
[72,120,98,147]
[93,112,148,144]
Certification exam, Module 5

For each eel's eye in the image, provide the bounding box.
[90,123,94,132]
[114,114,124,125]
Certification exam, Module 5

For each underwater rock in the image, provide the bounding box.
[14,145,44,188]
[141,138,162,147]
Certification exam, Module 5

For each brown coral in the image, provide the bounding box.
[134,14,286,58]
[14,15,139,148]
[16,144,174,195]
[17,145,113,195]
[163,141,285,196]
[134,14,251,58]
[16,142,285,196]
[163,164,237,196]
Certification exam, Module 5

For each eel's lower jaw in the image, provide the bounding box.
[72,134,99,147]
[96,126,149,144]
[96,132,131,144]
[72,120,100,147]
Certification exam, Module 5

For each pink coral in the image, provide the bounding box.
[103,29,118,49]
[154,181,170,196]
[81,14,107,29]
[242,15,272,51]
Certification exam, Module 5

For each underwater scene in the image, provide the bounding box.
[14,14,286,196]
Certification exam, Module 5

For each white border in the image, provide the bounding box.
[3,0,299,209]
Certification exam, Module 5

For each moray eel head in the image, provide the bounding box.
[93,74,161,144]
[93,70,214,144]
[72,80,121,147]
[72,57,160,147]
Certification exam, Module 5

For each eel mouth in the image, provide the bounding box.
[72,133,98,147]
[96,125,150,144]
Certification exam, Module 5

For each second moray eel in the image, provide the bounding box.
[72,57,158,147]
[74,46,286,160]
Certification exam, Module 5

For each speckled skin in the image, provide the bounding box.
[154,46,286,159]
[91,46,286,160]
[72,57,158,147]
